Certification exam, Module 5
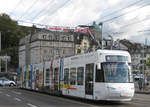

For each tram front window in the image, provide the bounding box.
[103,62,133,83]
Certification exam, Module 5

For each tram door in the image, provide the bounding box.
[85,63,94,95]
[54,68,59,91]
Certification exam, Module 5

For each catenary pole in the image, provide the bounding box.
[0,31,1,72]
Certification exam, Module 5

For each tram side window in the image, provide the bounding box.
[46,69,50,84]
[95,65,104,82]
[54,68,58,81]
[77,67,84,85]
[70,68,76,85]
[36,70,39,88]
[64,68,69,84]
[24,71,26,81]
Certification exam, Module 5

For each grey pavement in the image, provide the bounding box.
[0,87,93,107]
[0,87,150,107]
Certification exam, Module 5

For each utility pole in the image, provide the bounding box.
[143,38,147,83]
[0,31,1,72]
[108,35,113,50]
[142,43,144,79]
[99,22,103,49]
[5,56,7,72]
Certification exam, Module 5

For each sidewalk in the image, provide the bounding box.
[134,81,150,94]
[135,89,150,94]
[135,85,150,94]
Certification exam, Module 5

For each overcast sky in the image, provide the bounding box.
[0,0,150,44]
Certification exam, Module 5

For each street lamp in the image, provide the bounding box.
[98,22,103,49]
[141,43,145,82]
[108,35,113,50]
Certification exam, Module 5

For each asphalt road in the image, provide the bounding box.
[0,88,149,107]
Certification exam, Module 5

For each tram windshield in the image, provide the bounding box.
[103,62,133,83]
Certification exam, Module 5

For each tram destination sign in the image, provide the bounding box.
[106,55,128,62]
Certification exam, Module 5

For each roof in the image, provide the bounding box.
[97,49,130,55]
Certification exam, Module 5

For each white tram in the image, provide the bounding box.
[18,50,135,101]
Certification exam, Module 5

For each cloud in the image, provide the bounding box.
[36,0,106,26]
[0,0,150,44]
[107,0,121,6]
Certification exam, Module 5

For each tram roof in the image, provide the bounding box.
[67,49,130,60]
[96,49,129,55]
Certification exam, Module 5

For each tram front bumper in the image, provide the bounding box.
[105,88,134,101]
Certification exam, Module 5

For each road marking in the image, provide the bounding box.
[6,94,10,97]
[27,103,37,107]
[12,91,21,95]
[14,98,21,102]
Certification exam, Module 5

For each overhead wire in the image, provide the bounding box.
[39,0,72,24]
[9,0,24,15]
[120,16,150,29]
[31,0,54,21]
[100,1,150,23]
[88,0,147,34]
[6,0,150,38]
[102,15,150,38]
[18,0,40,20]
[99,0,150,38]
[100,0,144,20]
[103,16,150,36]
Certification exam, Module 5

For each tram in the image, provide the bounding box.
[18,49,135,101]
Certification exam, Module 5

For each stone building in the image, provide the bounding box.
[19,30,74,67]
[74,32,98,54]
[19,23,102,67]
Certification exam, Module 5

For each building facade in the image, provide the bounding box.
[19,30,74,67]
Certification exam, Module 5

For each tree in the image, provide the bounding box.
[0,13,37,71]
[146,57,150,69]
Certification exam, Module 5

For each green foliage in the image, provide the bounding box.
[146,57,150,69]
[0,13,37,70]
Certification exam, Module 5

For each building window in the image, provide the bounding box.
[50,50,53,54]
[48,35,53,40]
[144,53,146,57]
[46,69,50,85]
[140,60,146,64]
[63,49,66,54]
[84,42,87,49]
[61,36,65,41]
[43,49,47,54]
[48,42,52,46]
[56,49,60,55]
[68,36,70,41]
[43,35,46,39]
[55,35,59,40]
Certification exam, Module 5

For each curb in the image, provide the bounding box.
[135,91,150,94]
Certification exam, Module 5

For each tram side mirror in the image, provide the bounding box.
[97,63,101,70]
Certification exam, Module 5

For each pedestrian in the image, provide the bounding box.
[138,78,142,91]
